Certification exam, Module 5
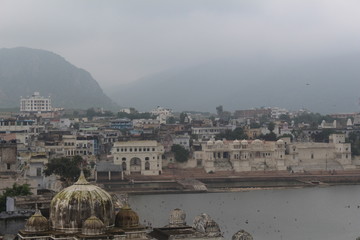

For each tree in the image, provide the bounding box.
[171,144,190,163]
[267,122,275,132]
[215,127,248,140]
[44,156,90,184]
[259,132,277,141]
[216,105,223,116]
[0,183,32,211]
[167,116,176,124]
[179,112,188,124]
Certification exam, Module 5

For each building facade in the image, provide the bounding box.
[20,92,52,113]
[195,134,354,173]
[112,141,164,175]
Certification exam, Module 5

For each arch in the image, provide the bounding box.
[130,157,141,173]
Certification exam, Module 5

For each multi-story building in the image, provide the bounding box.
[112,140,164,175]
[195,134,354,173]
[192,126,234,141]
[20,92,52,113]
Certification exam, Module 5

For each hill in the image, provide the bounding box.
[0,47,117,110]
[106,54,360,114]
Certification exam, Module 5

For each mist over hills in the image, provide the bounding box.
[0,47,117,110]
[106,54,360,114]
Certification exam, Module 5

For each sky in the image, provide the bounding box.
[1,0,360,90]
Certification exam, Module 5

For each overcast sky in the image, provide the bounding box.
[1,0,360,89]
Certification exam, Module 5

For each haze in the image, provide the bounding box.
[1,0,360,112]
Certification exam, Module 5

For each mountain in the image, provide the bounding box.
[0,47,117,110]
[107,54,360,114]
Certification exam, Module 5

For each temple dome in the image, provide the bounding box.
[49,171,114,233]
[115,205,140,229]
[193,213,222,237]
[241,140,248,145]
[232,230,253,240]
[168,208,186,227]
[82,216,105,236]
[25,209,49,232]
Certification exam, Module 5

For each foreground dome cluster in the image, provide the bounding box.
[18,172,254,240]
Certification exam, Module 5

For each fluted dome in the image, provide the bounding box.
[232,230,253,240]
[277,139,284,144]
[233,139,240,144]
[25,209,49,232]
[50,172,114,233]
[168,208,186,227]
[82,216,105,236]
[115,205,139,228]
[241,140,248,145]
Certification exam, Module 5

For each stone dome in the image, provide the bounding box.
[233,139,240,144]
[115,205,139,229]
[25,209,49,232]
[207,140,214,145]
[193,213,222,237]
[241,140,248,145]
[168,208,186,227]
[252,139,262,144]
[277,139,284,144]
[82,216,105,236]
[232,230,253,240]
[50,171,114,233]
[215,140,223,145]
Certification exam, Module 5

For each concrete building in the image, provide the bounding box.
[192,126,233,141]
[112,141,164,176]
[20,92,52,113]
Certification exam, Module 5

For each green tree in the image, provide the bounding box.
[216,127,248,140]
[267,122,275,132]
[179,112,188,124]
[259,132,277,141]
[44,156,90,184]
[171,144,190,163]
[167,116,176,124]
[0,183,32,211]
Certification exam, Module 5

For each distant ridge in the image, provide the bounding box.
[0,47,117,110]
[107,54,360,114]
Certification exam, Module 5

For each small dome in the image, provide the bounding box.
[232,230,253,240]
[115,205,139,228]
[215,140,223,145]
[233,139,240,144]
[252,139,262,144]
[241,140,248,145]
[25,209,49,232]
[168,208,186,227]
[207,140,214,145]
[193,213,222,237]
[82,216,105,236]
[277,139,284,144]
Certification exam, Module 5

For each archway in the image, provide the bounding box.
[130,157,141,173]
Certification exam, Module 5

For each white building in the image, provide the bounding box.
[151,106,173,124]
[195,134,354,173]
[20,92,52,113]
[112,140,164,175]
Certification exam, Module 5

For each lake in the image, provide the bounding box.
[128,185,360,240]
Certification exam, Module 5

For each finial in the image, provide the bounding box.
[74,169,89,185]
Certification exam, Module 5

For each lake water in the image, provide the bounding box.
[128,185,360,240]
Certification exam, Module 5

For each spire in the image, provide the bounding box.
[74,170,90,185]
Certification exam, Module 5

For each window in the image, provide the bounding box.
[6,163,11,170]
[122,162,127,171]
[145,162,150,170]
[36,168,42,176]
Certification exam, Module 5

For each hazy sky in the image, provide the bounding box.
[1,0,360,89]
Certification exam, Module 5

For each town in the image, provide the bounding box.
[2,92,360,239]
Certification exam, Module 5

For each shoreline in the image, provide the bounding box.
[103,171,360,195]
